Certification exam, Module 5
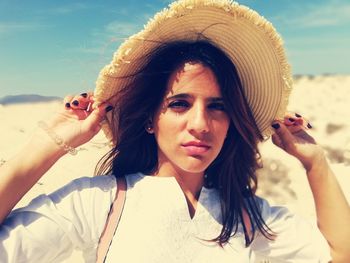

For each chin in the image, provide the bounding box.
[177,159,212,174]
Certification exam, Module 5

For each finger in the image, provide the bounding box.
[294,117,312,129]
[285,111,302,118]
[284,112,312,129]
[82,104,113,134]
[70,92,93,110]
[271,122,296,152]
[79,91,94,101]
[79,93,95,112]
[284,115,303,126]
[271,133,283,149]
[63,95,74,109]
[85,92,95,112]
[285,123,307,134]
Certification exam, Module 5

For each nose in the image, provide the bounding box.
[187,104,210,134]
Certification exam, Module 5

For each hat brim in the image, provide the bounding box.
[94,0,292,143]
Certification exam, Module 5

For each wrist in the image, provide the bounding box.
[31,126,69,159]
[37,121,78,156]
[8,130,67,183]
[304,151,329,174]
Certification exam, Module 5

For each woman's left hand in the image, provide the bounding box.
[273,113,350,261]
[271,112,326,171]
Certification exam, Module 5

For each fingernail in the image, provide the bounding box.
[288,118,295,122]
[72,100,79,106]
[307,123,312,129]
[105,105,113,113]
[271,123,280,129]
[80,93,88,98]
[295,113,302,118]
[65,102,71,108]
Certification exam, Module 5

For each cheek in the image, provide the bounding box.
[214,119,230,141]
[153,114,181,140]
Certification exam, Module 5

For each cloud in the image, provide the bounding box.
[0,4,90,35]
[286,35,350,46]
[104,20,141,37]
[36,3,92,15]
[161,0,173,4]
[0,22,49,34]
[69,46,104,55]
[33,3,92,18]
[279,1,350,28]
[65,21,142,55]
[68,7,149,56]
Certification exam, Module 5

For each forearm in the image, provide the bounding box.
[0,95,106,224]
[0,131,65,223]
[307,156,350,262]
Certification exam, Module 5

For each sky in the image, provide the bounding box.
[1,0,349,97]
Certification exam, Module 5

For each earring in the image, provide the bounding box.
[145,120,154,134]
[146,126,153,133]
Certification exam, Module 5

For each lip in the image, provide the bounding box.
[181,141,211,155]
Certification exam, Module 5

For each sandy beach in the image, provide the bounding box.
[1,75,350,261]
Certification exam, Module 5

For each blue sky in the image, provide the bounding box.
[1,0,349,96]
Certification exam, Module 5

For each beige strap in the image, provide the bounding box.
[96,176,127,263]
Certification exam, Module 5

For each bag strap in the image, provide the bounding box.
[96,176,127,263]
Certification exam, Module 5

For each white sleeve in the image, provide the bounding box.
[250,197,332,263]
[0,175,116,263]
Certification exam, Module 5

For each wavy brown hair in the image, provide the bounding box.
[95,41,274,246]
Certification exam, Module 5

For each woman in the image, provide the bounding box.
[1,0,350,262]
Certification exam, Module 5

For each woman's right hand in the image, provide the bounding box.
[0,92,113,223]
[42,92,112,152]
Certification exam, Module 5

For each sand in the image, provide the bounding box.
[1,75,350,262]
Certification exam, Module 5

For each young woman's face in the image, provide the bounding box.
[152,62,230,177]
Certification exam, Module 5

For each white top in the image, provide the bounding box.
[0,173,331,263]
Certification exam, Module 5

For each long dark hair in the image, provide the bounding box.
[95,41,274,246]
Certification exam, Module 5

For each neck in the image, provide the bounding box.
[153,162,204,200]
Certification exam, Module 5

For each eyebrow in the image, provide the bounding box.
[165,93,224,102]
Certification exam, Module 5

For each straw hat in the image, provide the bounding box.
[94,0,293,142]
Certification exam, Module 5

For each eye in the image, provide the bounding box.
[208,102,226,112]
[168,100,190,110]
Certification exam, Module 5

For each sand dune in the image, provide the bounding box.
[1,75,350,261]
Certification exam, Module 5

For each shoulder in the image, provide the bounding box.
[251,196,332,262]
[54,174,117,193]
[22,175,118,226]
[47,175,117,204]
[253,196,291,224]
[8,175,117,216]
[1,175,118,259]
